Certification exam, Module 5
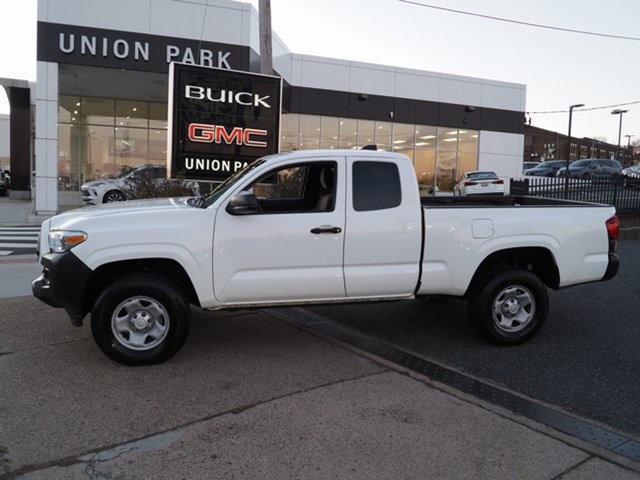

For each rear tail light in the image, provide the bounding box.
[491,179,504,184]
[606,215,620,252]
[464,181,477,186]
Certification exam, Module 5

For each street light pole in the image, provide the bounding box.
[611,109,629,161]
[565,103,585,199]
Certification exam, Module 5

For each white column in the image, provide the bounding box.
[34,61,59,214]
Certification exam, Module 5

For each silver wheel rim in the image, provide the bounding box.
[105,191,124,202]
[111,296,170,351]
[491,285,536,333]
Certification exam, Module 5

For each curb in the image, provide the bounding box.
[620,227,640,241]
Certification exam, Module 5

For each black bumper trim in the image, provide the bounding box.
[31,251,92,326]
[602,252,619,281]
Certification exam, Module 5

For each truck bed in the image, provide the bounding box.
[421,195,608,208]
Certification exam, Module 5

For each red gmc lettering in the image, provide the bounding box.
[188,123,268,147]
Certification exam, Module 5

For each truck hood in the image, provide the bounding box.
[50,197,196,230]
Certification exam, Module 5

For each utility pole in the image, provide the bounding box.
[565,103,584,199]
[611,109,629,161]
[259,0,273,75]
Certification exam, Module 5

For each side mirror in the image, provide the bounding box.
[226,191,260,215]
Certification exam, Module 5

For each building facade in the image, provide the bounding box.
[523,124,633,165]
[0,114,9,171]
[25,0,527,213]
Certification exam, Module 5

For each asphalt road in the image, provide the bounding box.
[310,240,640,437]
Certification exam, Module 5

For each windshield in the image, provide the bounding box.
[467,171,497,180]
[202,160,266,207]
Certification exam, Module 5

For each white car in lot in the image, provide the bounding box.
[453,171,505,196]
[80,165,197,204]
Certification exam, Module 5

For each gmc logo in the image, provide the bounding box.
[188,123,268,148]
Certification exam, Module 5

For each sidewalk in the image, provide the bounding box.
[1,293,638,479]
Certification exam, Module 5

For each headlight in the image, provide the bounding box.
[48,230,88,253]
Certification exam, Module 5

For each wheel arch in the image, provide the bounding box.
[82,258,201,316]
[464,246,560,297]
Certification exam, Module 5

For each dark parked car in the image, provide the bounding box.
[522,161,540,173]
[0,170,10,196]
[523,160,567,178]
[556,159,622,180]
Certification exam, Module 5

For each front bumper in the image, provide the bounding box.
[31,251,93,326]
[602,253,619,281]
[81,188,99,205]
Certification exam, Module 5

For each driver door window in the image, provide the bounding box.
[244,162,337,214]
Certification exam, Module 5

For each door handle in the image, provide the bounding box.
[310,226,342,234]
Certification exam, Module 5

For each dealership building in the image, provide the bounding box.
[2,0,526,214]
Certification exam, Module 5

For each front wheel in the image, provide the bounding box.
[467,269,548,345]
[103,190,126,203]
[91,274,190,365]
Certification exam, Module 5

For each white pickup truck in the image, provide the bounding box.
[32,149,620,365]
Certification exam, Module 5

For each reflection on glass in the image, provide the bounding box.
[280,113,300,152]
[415,125,437,148]
[457,151,478,178]
[149,129,167,162]
[414,149,436,196]
[115,127,149,174]
[59,95,80,124]
[375,121,392,149]
[392,123,415,151]
[299,114,321,150]
[339,118,357,149]
[436,151,457,192]
[116,100,148,128]
[458,129,478,152]
[320,116,339,149]
[85,125,115,182]
[81,97,115,126]
[356,120,374,148]
[149,102,168,129]
[437,127,458,151]
[57,123,74,190]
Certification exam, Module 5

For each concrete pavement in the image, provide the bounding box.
[1,293,639,479]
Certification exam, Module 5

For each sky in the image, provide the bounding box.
[1,0,639,144]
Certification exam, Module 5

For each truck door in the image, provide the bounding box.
[344,156,422,297]
[213,157,346,304]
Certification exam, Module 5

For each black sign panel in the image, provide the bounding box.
[37,22,250,73]
[167,63,282,181]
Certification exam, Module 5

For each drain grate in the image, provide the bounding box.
[270,307,640,463]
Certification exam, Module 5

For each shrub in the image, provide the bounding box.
[120,167,199,200]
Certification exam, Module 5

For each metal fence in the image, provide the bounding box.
[510,175,640,212]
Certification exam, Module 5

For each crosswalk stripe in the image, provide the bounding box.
[0,251,11,256]
[0,243,37,248]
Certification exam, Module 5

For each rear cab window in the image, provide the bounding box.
[352,161,401,211]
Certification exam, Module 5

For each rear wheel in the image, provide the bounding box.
[467,269,548,345]
[90,274,190,365]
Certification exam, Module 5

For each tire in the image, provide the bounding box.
[90,273,190,365]
[467,269,548,345]
[103,190,126,203]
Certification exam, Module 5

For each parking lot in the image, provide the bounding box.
[311,240,640,436]
[0,242,639,479]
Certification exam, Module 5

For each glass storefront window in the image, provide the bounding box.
[85,125,115,181]
[356,120,374,148]
[375,121,392,150]
[339,118,358,149]
[437,127,458,151]
[81,97,115,126]
[458,130,478,153]
[299,114,321,150]
[280,113,300,152]
[415,125,437,148]
[149,128,168,162]
[320,116,339,149]
[414,149,436,195]
[116,100,148,128]
[115,127,149,173]
[149,102,168,129]
[435,150,458,192]
[59,96,80,124]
